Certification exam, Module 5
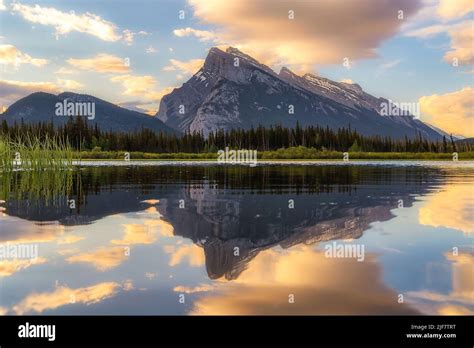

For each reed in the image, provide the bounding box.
[0,167,75,202]
[0,134,75,172]
[0,136,14,172]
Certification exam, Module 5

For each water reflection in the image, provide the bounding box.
[0,164,472,315]
[419,183,474,235]
[12,280,133,315]
[188,246,419,315]
[407,250,474,315]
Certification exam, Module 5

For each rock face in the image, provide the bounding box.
[156,47,446,140]
[2,91,177,134]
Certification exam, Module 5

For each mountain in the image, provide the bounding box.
[455,137,474,145]
[156,47,446,140]
[1,92,177,134]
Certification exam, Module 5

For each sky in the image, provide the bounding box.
[0,0,472,136]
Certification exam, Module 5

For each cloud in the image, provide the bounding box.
[56,234,84,245]
[437,0,474,20]
[55,67,78,75]
[0,79,59,97]
[11,2,122,42]
[419,87,474,137]
[157,217,175,237]
[0,258,47,277]
[111,223,158,245]
[0,44,48,67]
[145,272,157,280]
[117,101,157,115]
[374,59,402,77]
[67,54,130,73]
[402,0,472,32]
[190,246,419,315]
[419,182,474,235]
[340,79,353,84]
[56,78,83,90]
[146,45,158,54]
[0,217,67,244]
[110,74,157,95]
[57,248,80,256]
[404,0,473,69]
[380,59,402,70]
[408,20,474,67]
[173,27,220,42]
[443,20,474,66]
[117,89,174,114]
[66,246,128,271]
[406,251,474,315]
[163,58,204,76]
[164,244,205,267]
[144,87,175,102]
[0,77,82,110]
[0,79,60,111]
[405,24,450,38]
[174,284,214,294]
[111,75,173,104]
[438,305,473,315]
[12,281,128,314]
[122,29,134,45]
[186,0,421,70]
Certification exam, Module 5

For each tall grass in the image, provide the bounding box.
[0,134,76,202]
[0,134,74,172]
[0,167,75,202]
[0,136,15,172]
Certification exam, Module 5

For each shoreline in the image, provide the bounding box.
[76,151,474,161]
[74,158,474,162]
[70,159,474,168]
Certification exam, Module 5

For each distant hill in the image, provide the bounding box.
[455,137,474,145]
[1,92,177,134]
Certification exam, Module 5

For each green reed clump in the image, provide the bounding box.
[0,166,75,202]
[0,134,76,202]
[0,134,74,172]
[0,136,14,172]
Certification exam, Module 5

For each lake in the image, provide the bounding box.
[0,161,473,315]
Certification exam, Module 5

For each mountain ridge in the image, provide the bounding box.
[156,47,447,140]
[0,47,451,140]
[1,91,177,134]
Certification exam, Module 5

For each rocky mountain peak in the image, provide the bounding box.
[225,47,261,64]
[279,66,299,79]
[202,46,275,80]
[156,46,446,140]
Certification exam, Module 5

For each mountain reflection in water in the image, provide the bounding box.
[0,164,472,315]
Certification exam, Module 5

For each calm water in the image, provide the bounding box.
[0,162,473,315]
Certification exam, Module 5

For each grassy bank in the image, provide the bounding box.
[2,139,473,164]
[77,146,474,160]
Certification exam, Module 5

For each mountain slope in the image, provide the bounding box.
[156,47,445,140]
[1,92,177,134]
